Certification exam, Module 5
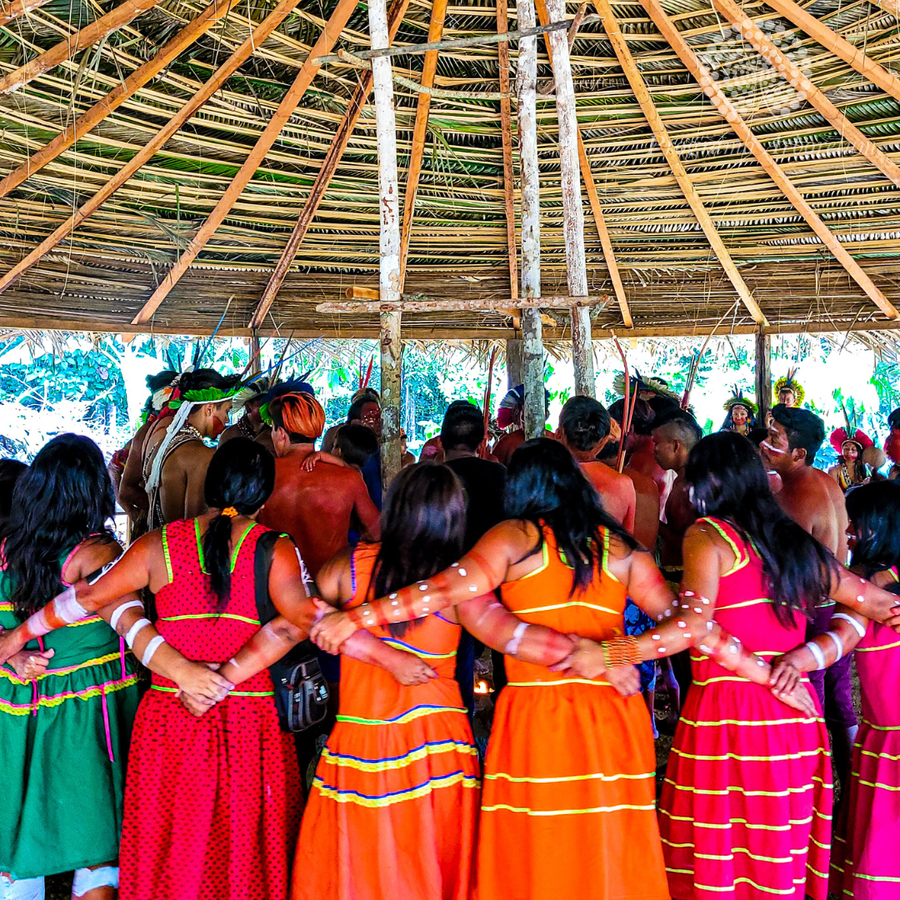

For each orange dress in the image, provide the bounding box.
[292,543,481,900]
[475,527,669,900]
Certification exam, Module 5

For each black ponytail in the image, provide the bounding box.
[202,438,274,610]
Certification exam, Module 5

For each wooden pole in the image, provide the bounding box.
[249,330,261,376]
[518,0,545,440]
[398,0,448,290]
[640,0,899,320]
[497,0,520,309]
[0,0,163,96]
[710,0,900,190]
[593,0,768,326]
[0,0,306,296]
[763,0,900,104]
[248,0,411,329]
[0,0,244,200]
[0,0,52,28]
[506,338,524,387]
[755,327,772,423]
[546,0,594,397]
[369,0,403,487]
[131,0,360,325]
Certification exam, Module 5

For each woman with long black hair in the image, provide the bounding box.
[0,434,222,900]
[296,461,580,900]
[554,432,900,900]
[313,439,698,900]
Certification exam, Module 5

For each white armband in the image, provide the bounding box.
[825,630,845,663]
[109,599,144,632]
[56,586,90,624]
[832,612,867,639]
[141,635,166,667]
[805,640,827,670]
[504,621,529,658]
[124,617,151,648]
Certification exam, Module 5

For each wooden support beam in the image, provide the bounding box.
[249,330,261,376]
[369,0,403,487]
[519,0,545,439]
[594,0,768,325]
[506,338,524,387]
[131,0,360,325]
[870,0,900,17]
[318,295,608,313]
[641,0,899,320]
[398,0,447,290]
[534,0,632,329]
[497,0,519,308]
[0,0,162,97]
[0,0,305,297]
[755,327,772,422]
[0,0,243,200]
[0,0,52,27]
[709,0,900,189]
[248,0,411,329]
[763,0,900,104]
[546,0,594,397]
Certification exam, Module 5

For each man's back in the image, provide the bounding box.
[579,461,636,533]
[445,456,507,551]
[259,456,379,580]
[776,465,848,559]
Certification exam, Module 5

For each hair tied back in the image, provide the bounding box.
[222,507,238,517]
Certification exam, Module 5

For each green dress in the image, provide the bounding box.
[0,541,139,879]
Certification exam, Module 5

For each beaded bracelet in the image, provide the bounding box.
[600,635,641,668]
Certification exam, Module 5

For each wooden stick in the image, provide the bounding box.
[0,0,244,200]
[755,327,772,423]
[398,0,448,291]
[0,0,52,27]
[313,13,601,63]
[546,0,594,398]
[131,0,360,325]
[611,334,630,472]
[0,0,306,297]
[480,346,499,457]
[534,0,632,329]
[519,0,545,440]
[870,0,900,17]
[709,0,900,189]
[317,295,609,313]
[248,0,411,329]
[497,0,520,312]
[594,0,767,325]
[641,0,899,320]
[368,0,404,487]
[0,0,162,96]
[763,0,900,104]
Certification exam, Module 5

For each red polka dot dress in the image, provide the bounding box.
[119,519,302,900]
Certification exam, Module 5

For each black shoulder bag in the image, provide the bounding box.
[253,530,329,733]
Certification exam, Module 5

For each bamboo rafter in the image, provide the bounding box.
[0,0,51,27]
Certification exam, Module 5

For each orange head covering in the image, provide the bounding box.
[271,392,325,440]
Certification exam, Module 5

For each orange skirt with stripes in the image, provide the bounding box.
[475,680,669,900]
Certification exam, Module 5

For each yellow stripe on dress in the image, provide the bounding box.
[662,839,826,860]
[856,639,900,653]
[687,876,810,896]
[679,715,822,727]
[671,746,830,763]
[0,675,138,715]
[320,740,478,773]
[481,801,656,817]
[663,778,832,797]
[659,810,832,830]
[336,704,466,726]
[512,601,620,616]
[486,770,654,785]
[0,650,130,683]
[313,771,480,808]
[506,678,611,688]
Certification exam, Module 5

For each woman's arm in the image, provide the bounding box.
[311,522,526,653]
[829,565,900,626]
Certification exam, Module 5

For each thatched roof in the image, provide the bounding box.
[2,0,900,338]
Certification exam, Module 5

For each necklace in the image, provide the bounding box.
[236,415,255,438]
[180,423,204,442]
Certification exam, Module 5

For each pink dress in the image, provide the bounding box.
[830,567,900,899]
[659,517,833,900]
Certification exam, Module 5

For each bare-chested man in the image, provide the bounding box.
[142,369,236,528]
[762,403,857,783]
[557,396,636,533]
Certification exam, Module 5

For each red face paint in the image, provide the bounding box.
[885,430,900,465]
[211,416,227,438]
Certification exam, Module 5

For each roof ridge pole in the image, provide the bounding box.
[131,0,360,325]
[593,0,768,325]
[640,0,898,320]
[0,0,52,28]
[0,0,245,200]
[0,0,163,97]
[248,0,412,329]
[762,0,900,104]
[0,0,307,297]
[398,0,448,291]
[534,0,632,328]
[518,0,546,439]
[369,0,403,487]
[709,0,900,189]
[546,0,594,397]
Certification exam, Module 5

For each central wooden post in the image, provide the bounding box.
[369,0,403,485]
[518,0,545,439]
[755,326,772,423]
[546,0,594,397]
[249,329,261,376]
